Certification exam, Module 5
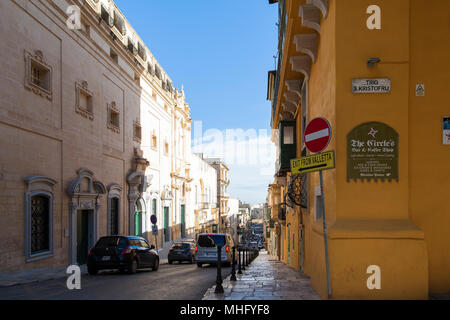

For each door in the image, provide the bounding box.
[299,226,305,273]
[164,207,170,242]
[287,224,291,265]
[77,210,90,265]
[135,211,142,237]
[180,205,186,238]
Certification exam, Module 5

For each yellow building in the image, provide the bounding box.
[267,0,450,299]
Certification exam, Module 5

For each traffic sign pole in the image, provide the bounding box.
[304,117,333,299]
[320,170,332,299]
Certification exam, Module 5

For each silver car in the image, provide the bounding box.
[195,233,235,267]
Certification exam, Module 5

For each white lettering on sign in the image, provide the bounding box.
[352,78,391,94]
[366,5,381,30]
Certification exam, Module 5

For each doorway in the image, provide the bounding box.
[135,200,142,237]
[164,207,170,242]
[180,205,186,238]
[77,210,94,265]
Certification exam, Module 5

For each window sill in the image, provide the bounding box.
[26,251,53,263]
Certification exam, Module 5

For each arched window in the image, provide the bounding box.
[30,195,50,254]
[24,176,56,262]
[108,184,122,236]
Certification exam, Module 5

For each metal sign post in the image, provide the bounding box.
[303,117,333,299]
[319,170,332,299]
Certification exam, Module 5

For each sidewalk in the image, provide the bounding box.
[0,265,87,288]
[202,250,321,300]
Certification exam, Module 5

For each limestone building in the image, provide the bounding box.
[0,0,193,271]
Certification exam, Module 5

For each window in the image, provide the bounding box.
[133,121,142,142]
[110,49,118,63]
[113,11,126,36]
[155,65,162,80]
[107,102,120,133]
[164,141,169,155]
[138,42,146,61]
[24,176,56,262]
[110,197,119,235]
[151,132,158,149]
[75,81,93,120]
[25,50,52,100]
[108,184,122,236]
[314,186,323,221]
[152,198,157,215]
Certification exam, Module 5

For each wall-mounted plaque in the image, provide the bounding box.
[352,78,391,94]
[347,122,399,182]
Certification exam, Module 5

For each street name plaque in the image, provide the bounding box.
[347,122,399,182]
[352,78,391,94]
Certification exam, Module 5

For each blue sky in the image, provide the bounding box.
[115,0,278,204]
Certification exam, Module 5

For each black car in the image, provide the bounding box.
[168,242,196,264]
[87,236,159,275]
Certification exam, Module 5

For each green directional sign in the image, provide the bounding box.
[291,151,335,175]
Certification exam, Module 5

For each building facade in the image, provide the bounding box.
[266,0,450,299]
[0,0,202,271]
[204,158,231,233]
[190,153,218,235]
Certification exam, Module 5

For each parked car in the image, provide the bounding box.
[168,242,196,264]
[87,236,159,275]
[248,241,259,251]
[195,233,235,267]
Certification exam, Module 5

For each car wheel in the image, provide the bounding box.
[119,268,126,274]
[197,262,202,268]
[168,260,173,265]
[128,258,138,274]
[152,258,159,271]
[88,266,98,275]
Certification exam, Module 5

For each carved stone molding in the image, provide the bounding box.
[282,101,298,115]
[75,81,94,121]
[293,33,318,63]
[307,0,329,19]
[290,56,312,80]
[284,91,301,107]
[299,4,322,34]
[285,80,303,98]
[24,50,52,101]
[280,112,294,121]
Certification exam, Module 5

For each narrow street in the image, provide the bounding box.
[0,264,231,300]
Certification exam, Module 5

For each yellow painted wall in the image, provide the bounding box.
[409,0,450,293]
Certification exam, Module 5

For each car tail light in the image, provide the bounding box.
[195,245,198,252]
[89,248,94,256]
[121,246,132,255]
[225,245,229,252]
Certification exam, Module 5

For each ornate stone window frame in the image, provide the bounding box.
[24,176,57,262]
[24,50,52,101]
[107,184,122,236]
[107,101,120,133]
[75,81,94,121]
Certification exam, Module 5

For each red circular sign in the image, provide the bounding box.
[304,117,332,153]
[151,214,157,225]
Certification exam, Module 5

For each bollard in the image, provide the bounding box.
[238,247,242,274]
[215,245,224,293]
[230,246,237,281]
[245,247,249,267]
[241,246,246,271]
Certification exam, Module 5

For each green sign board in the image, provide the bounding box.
[347,122,399,182]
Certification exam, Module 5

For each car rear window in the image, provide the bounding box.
[96,237,122,248]
[172,243,190,249]
[197,235,225,247]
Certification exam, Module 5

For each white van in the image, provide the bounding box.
[195,233,235,267]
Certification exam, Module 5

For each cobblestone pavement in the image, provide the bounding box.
[202,250,321,300]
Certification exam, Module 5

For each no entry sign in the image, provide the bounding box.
[305,117,332,153]
[151,214,157,225]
